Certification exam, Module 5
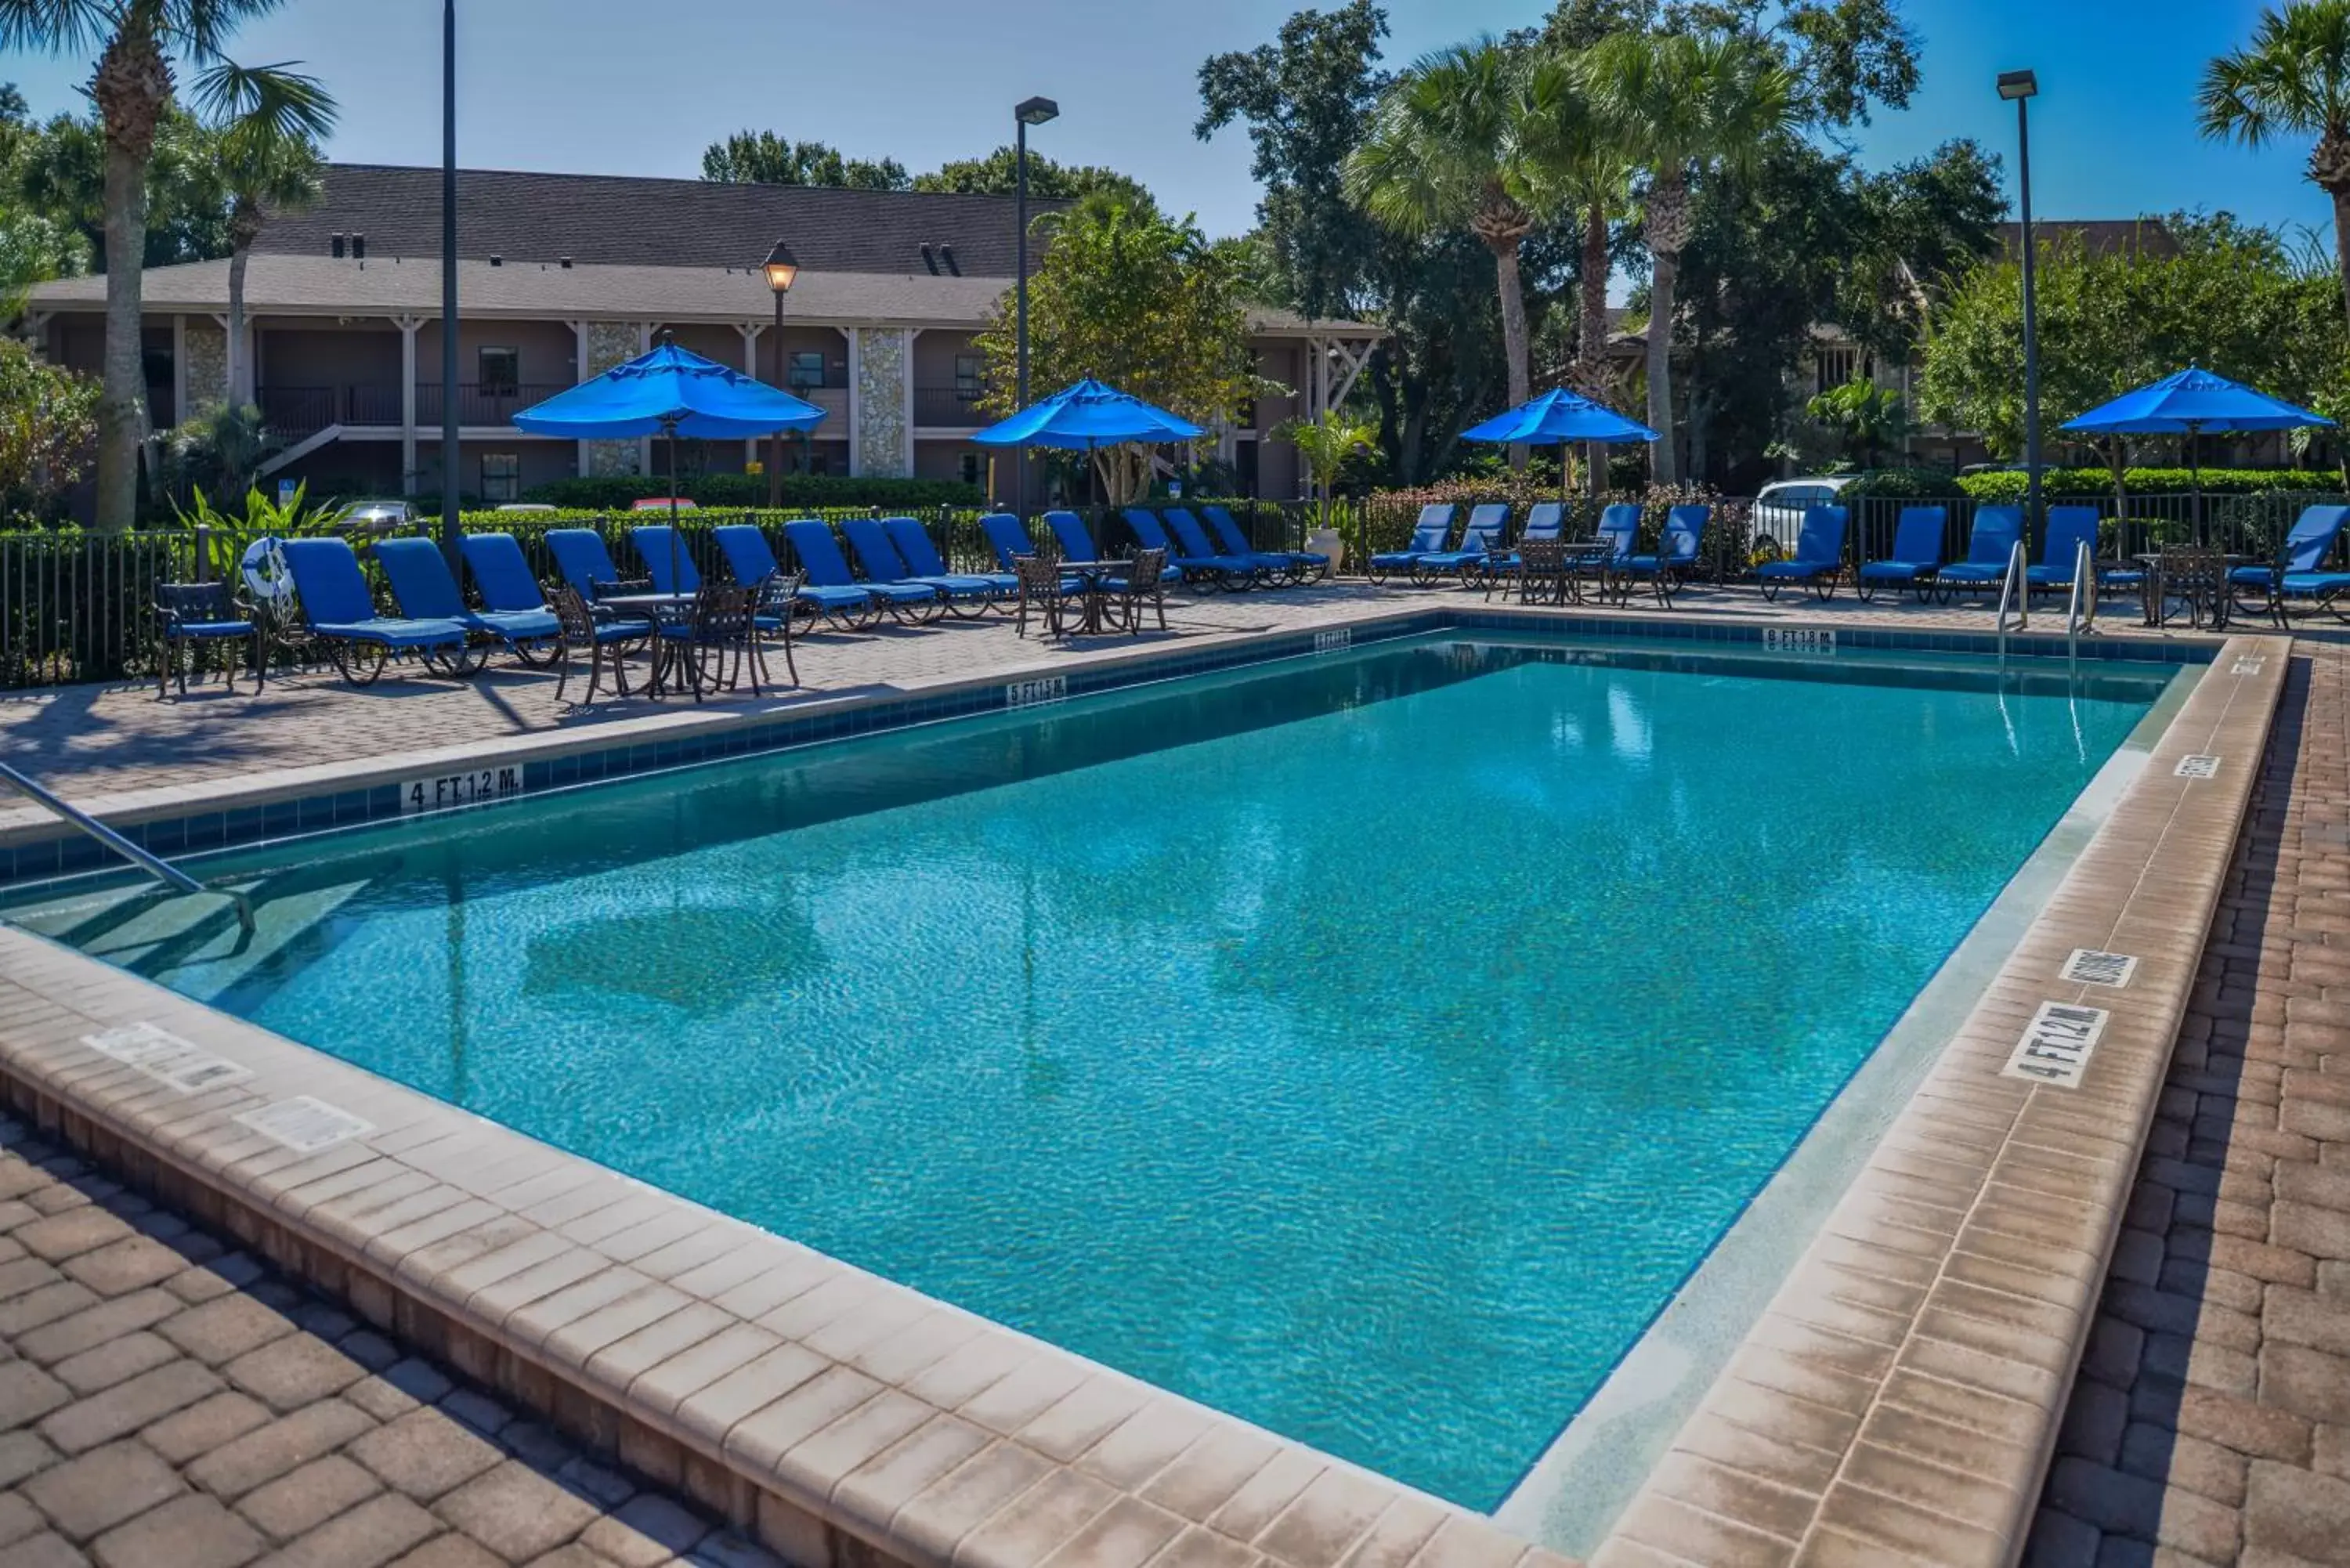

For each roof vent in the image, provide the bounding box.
[350,233,365,261]
[559,255,573,269]
[919,243,938,276]
[330,232,345,259]
[939,244,960,276]
[490,255,502,267]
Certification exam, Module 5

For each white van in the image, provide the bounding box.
[1752,475,1856,551]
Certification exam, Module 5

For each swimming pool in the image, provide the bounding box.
[5,634,2182,1509]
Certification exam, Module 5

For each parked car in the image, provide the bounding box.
[330,500,412,537]
[493,503,558,514]
[1752,476,1856,551]
[630,497,697,511]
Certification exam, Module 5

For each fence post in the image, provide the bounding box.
[193,526,211,584]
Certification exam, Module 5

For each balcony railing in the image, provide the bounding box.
[258,381,855,436]
[914,386,987,427]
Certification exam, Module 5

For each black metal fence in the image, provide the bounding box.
[0,500,1318,692]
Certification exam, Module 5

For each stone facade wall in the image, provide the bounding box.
[854,328,909,478]
[583,322,645,479]
[181,320,228,413]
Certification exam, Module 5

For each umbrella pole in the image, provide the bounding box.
[667,418,682,591]
[2191,425,2204,547]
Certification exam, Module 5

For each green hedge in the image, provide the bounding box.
[1955,468,2339,503]
[1836,468,1970,500]
[520,473,984,510]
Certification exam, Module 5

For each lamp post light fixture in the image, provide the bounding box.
[439,0,461,569]
[763,238,799,508]
[1998,68,2042,541]
[1014,96,1058,515]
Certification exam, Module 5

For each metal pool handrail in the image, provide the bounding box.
[1996,537,2030,661]
[0,759,253,936]
[2066,537,2099,660]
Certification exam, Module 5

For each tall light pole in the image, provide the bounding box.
[762,239,799,508]
[439,0,460,569]
[1014,96,1058,515]
[1999,69,2041,545]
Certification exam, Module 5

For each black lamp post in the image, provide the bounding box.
[1014,95,1058,515]
[1999,68,2041,544]
[439,0,460,569]
[762,238,799,508]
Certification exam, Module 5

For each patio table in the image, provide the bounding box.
[594,592,698,695]
[2130,552,2249,630]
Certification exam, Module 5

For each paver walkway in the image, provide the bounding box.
[0,1114,776,1568]
[2028,641,2350,1568]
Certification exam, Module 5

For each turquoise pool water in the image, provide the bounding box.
[13,637,2173,1508]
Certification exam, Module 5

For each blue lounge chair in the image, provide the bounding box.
[1856,506,1947,602]
[1123,508,1253,590]
[546,528,627,600]
[628,525,703,594]
[712,522,876,630]
[1368,504,1456,584]
[2024,506,2103,597]
[1197,504,1325,583]
[460,533,556,618]
[1754,505,1849,601]
[887,515,1017,598]
[376,537,560,666]
[783,518,944,623]
[843,517,1002,617]
[1614,504,1709,608]
[1931,506,2024,602]
[1411,504,1509,585]
[1045,510,1180,582]
[2232,503,2350,622]
[280,537,474,685]
[1166,508,1287,587]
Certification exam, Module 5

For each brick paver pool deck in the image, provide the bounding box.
[0,1113,773,1568]
[1,580,2343,1567]
[2025,641,2350,1568]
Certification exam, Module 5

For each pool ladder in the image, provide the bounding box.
[0,760,253,936]
[1996,537,2097,668]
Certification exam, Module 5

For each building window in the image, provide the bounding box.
[788,351,825,391]
[479,347,519,396]
[960,452,984,486]
[954,354,985,405]
[481,453,521,503]
[804,449,831,476]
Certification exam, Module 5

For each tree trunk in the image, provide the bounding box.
[1581,197,1611,498]
[91,25,168,534]
[1646,243,1679,486]
[2332,182,2350,337]
[226,244,251,408]
[1492,238,1531,473]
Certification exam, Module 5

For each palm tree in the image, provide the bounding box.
[0,0,291,531]
[2201,0,2350,331]
[1527,50,1634,494]
[1347,38,1556,465]
[1583,30,1795,484]
[192,60,334,406]
[1275,407,1380,544]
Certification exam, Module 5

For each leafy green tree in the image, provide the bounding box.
[1584,27,1796,483]
[1917,215,2341,496]
[1274,407,1380,535]
[9,103,228,269]
[192,59,334,405]
[1347,38,1561,461]
[973,201,1261,504]
[0,0,292,531]
[909,146,1152,209]
[2200,0,2350,330]
[699,130,909,190]
[1544,0,1918,127]
[1805,375,1907,466]
[1196,1,1391,322]
[0,336,100,522]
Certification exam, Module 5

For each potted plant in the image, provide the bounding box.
[1276,410,1380,573]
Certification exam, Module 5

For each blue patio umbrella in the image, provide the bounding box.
[971,378,1205,505]
[2062,366,2334,540]
[513,337,829,581]
[1461,388,1659,500]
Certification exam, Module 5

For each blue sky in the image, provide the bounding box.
[0,0,2323,249]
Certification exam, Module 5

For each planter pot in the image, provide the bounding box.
[1307,527,1346,575]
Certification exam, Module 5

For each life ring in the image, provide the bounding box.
[241,537,294,603]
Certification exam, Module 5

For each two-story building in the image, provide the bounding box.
[18,164,1383,505]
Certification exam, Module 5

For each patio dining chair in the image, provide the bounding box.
[1104,547,1170,634]
[1012,553,1079,639]
[154,580,264,699]
[548,583,650,705]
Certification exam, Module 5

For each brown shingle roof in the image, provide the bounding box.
[1997,219,2178,259]
[255,164,1070,279]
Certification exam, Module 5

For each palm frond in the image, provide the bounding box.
[0,0,114,56]
[189,56,338,141]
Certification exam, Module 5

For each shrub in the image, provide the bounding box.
[524,473,984,510]
[1957,467,2340,503]
[1838,468,1969,500]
